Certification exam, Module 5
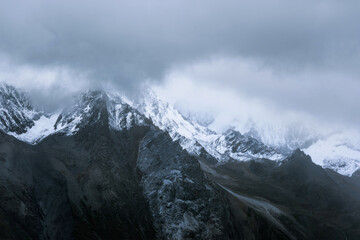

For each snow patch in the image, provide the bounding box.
[304,131,360,176]
[10,113,60,144]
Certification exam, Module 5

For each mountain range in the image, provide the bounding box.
[0,83,360,239]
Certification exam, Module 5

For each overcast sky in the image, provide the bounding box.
[0,0,359,130]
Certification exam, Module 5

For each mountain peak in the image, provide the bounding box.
[0,86,150,143]
[54,90,149,136]
[289,148,312,162]
[54,90,108,133]
[0,83,39,134]
[1,84,359,177]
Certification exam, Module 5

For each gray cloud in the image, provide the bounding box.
[1,0,360,82]
[158,58,360,130]
[0,0,359,125]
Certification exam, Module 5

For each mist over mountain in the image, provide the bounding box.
[0,83,359,239]
[1,0,360,239]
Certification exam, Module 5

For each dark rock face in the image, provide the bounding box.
[0,132,43,239]
[351,169,360,180]
[1,87,360,240]
[202,149,360,240]
[0,91,238,240]
[138,128,237,239]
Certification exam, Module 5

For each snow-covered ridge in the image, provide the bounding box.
[0,88,150,143]
[136,89,360,176]
[0,83,40,134]
[210,129,284,161]
[136,89,285,162]
[12,90,151,142]
[303,131,360,176]
[0,84,284,163]
[1,84,360,176]
[54,90,149,134]
[107,91,148,131]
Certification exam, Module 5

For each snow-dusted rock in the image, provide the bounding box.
[0,83,40,134]
[304,131,360,176]
[136,89,285,162]
[1,83,360,177]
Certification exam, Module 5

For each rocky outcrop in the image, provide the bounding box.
[138,128,237,239]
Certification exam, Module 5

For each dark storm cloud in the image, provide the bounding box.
[1,0,359,85]
[0,0,359,125]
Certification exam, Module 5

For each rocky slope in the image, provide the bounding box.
[201,149,360,239]
[2,84,360,177]
[0,89,240,239]
[137,89,360,176]
[0,85,285,164]
[136,89,285,162]
[1,84,360,239]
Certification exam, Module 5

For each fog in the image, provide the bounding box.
[0,0,359,131]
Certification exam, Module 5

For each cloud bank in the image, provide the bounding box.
[0,0,359,128]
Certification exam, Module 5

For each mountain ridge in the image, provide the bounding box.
[0,84,359,177]
[1,84,360,239]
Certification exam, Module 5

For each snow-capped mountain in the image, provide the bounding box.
[1,84,360,239]
[1,84,360,176]
[136,89,360,176]
[54,90,149,135]
[0,86,237,239]
[303,131,360,176]
[136,89,285,162]
[0,88,150,143]
[0,84,285,163]
[0,83,59,143]
[217,118,360,176]
[0,83,40,134]
[211,128,284,161]
[106,91,149,131]
[224,118,319,154]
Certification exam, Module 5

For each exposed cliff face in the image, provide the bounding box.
[0,91,239,240]
[137,128,236,239]
[1,85,360,240]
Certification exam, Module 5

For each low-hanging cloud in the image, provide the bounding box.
[0,0,359,126]
[156,57,360,131]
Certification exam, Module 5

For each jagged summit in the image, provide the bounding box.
[213,128,284,161]
[54,90,109,135]
[1,84,360,239]
[0,89,237,240]
[54,90,150,135]
[0,83,39,134]
[136,89,285,162]
[1,84,359,176]
[0,87,150,143]
[0,85,285,163]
